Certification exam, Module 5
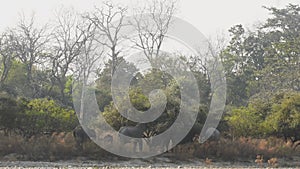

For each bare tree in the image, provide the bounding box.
[190,34,228,78]
[7,14,50,97]
[192,36,227,132]
[75,27,103,85]
[50,8,91,104]
[131,0,177,64]
[75,24,105,121]
[0,32,16,88]
[84,2,127,77]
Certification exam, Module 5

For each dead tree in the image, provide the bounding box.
[7,15,50,97]
[50,8,90,104]
[84,2,127,77]
[74,22,104,122]
[130,0,177,64]
[0,32,16,88]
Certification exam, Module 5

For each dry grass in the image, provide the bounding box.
[204,157,212,165]
[0,132,111,161]
[254,154,263,167]
[0,132,299,163]
[172,137,298,161]
[268,157,278,167]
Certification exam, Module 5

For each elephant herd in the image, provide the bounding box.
[72,123,220,152]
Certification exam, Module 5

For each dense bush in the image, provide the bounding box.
[0,93,19,135]
[0,96,77,138]
[17,98,77,138]
[226,91,300,143]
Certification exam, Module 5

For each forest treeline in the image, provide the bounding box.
[0,1,299,148]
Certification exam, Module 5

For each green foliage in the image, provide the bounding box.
[221,25,253,106]
[18,98,77,137]
[100,66,209,135]
[226,106,263,137]
[0,93,19,135]
[95,57,138,111]
[129,87,151,111]
[221,4,300,107]
[64,76,73,98]
[138,69,172,94]
[3,61,28,96]
[263,92,300,141]
[226,91,300,141]
[101,102,127,130]
[101,87,151,129]
[1,60,62,99]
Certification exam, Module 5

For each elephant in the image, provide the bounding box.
[198,127,220,143]
[118,123,146,152]
[73,125,96,151]
[147,122,203,152]
[179,122,203,144]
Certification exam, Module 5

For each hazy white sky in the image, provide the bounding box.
[0,0,299,38]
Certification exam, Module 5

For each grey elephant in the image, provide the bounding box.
[198,127,220,143]
[73,125,96,151]
[118,123,146,152]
